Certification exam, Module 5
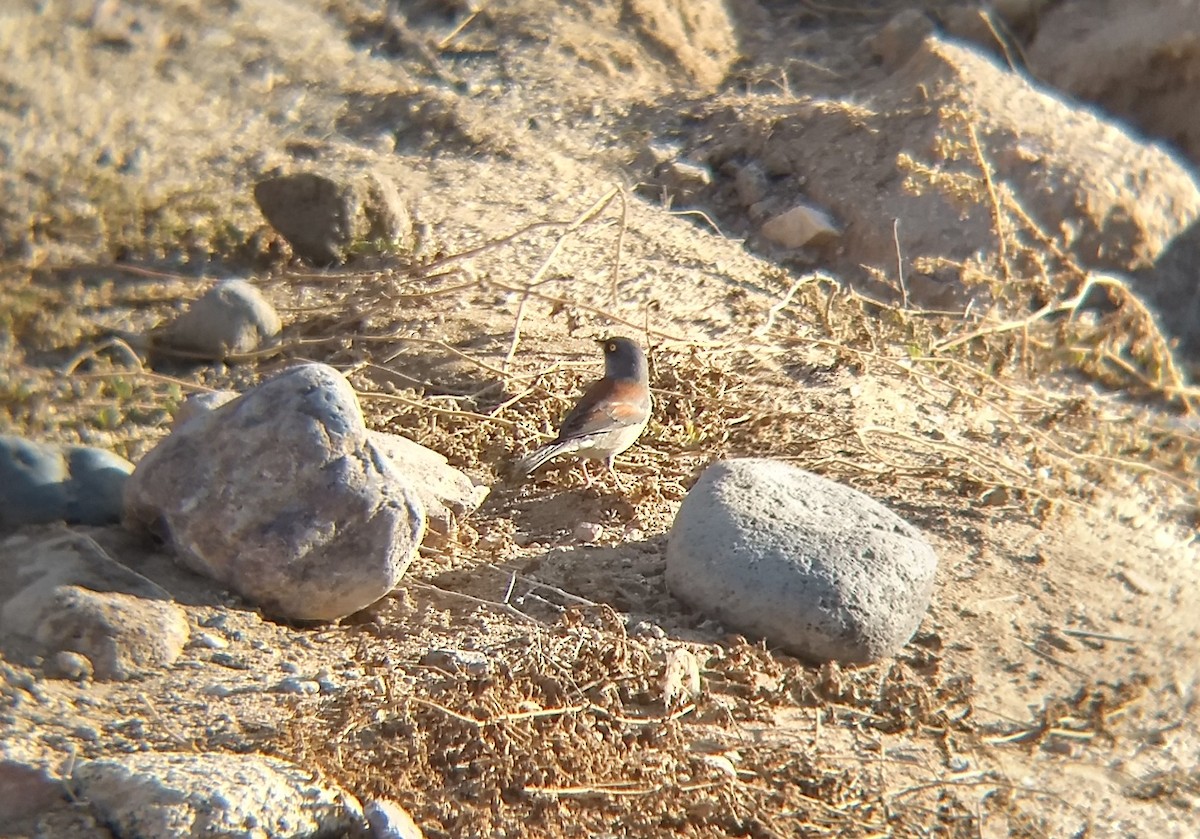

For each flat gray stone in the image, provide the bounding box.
[666,459,938,663]
[368,431,488,547]
[123,363,426,621]
[72,753,362,839]
[0,531,188,680]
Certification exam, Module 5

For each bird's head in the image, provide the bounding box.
[598,336,648,383]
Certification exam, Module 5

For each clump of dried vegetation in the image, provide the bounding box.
[263,602,975,838]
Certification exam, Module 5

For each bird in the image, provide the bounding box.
[516,336,651,485]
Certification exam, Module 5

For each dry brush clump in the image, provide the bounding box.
[890,112,1199,516]
[900,110,1195,411]
[344,180,1195,526]
[262,602,980,839]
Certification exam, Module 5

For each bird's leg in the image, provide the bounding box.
[580,460,594,488]
[605,455,626,493]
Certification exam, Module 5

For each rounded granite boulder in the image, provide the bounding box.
[666,458,938,663]
[123,363,425,621]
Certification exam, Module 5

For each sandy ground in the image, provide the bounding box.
[1,1,1198,837]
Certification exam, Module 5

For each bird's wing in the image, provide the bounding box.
[555,379,649,442]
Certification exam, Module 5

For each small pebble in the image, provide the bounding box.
[733,162,768,206]
[478,531,507,551]
[273,678,320,695]
[210,652,250,670]
[49,650,94,682]
[629,620,667,640]
[656,158,712,202]
[315,668,341,694]
[365,797,425,839]
[574,522,603,543]
[73,725,100,743]
[202,683,239,698]
[188,632,229,650]
[699,753,737,780]
[419,649,491,677]
[760,203,839,249]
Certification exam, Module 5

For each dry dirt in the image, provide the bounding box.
[2,1,1199,837]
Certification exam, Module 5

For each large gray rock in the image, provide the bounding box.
[666,459,938,663]
[0,531,188,680]
[169,391,487,548]
[124,363,425,621]
[72,753,362,839]
[0,436,133,530]
[152,278,281,362]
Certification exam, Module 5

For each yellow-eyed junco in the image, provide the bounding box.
[516,337,651,482]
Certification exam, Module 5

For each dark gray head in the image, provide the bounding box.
[598,336,648,383]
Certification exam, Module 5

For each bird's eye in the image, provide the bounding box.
[606,342,617,352]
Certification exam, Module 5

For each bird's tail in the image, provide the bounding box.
[515,440,578,476]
